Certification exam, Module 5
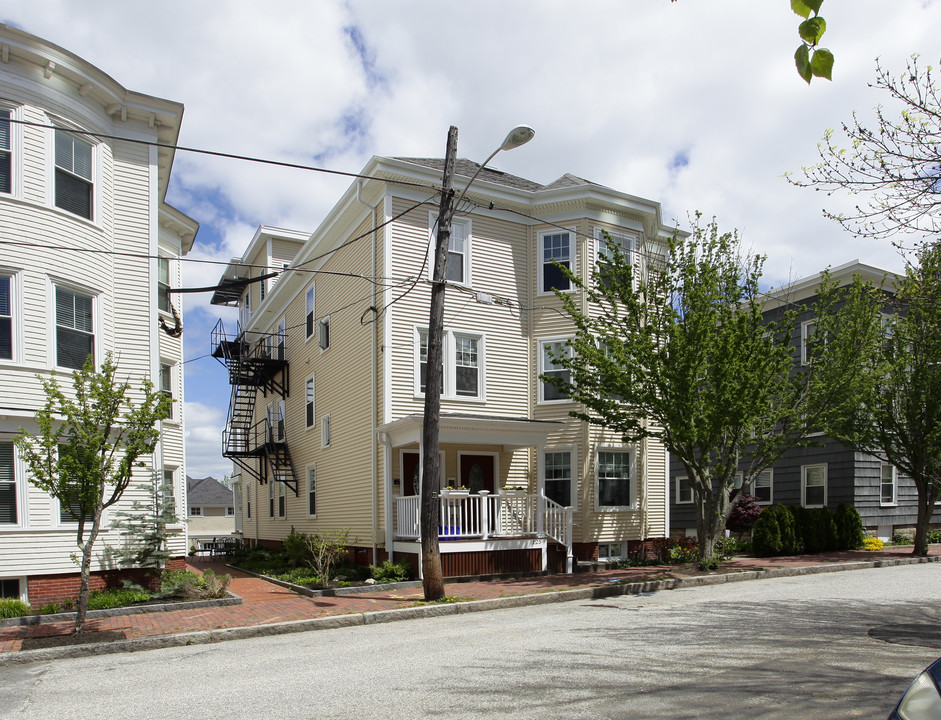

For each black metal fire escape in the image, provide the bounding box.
[211,319,297,495]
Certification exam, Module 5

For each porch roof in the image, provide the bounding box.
[379,413,563,450]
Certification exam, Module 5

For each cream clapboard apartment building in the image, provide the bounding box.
[212,156,673,576]
[0,24,196,605]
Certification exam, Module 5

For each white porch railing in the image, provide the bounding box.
[393,492,572,550]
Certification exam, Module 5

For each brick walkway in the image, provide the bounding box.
[2,546,938,655]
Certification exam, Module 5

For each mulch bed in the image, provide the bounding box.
[20,629,127,650]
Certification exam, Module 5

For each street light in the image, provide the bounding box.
[419,124,535,600]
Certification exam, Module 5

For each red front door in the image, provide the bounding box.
[460,455,495,494]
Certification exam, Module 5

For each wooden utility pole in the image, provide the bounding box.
[420,125,457,600]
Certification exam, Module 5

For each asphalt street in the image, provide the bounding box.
[2,562,939,719]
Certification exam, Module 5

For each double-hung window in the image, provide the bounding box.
[305,375,316,429]
[307,466,317,516]
[543,450,573,507]
[157,258,171,313]
[319,316,331,351]
[881,463,896,505]
[802,464,827,507]
[305,284,315,340]
[54,129,93,220]
[0,274,13,360]
[539,339,571,402]
[754,469,773,504]
[416,327,484,400]
[801,319,819,365]
[676,476,693,504]
[0,441,17,525]
[428,215,471,285]
[321,414,331,447]
[595,229,635,287]
[539,229,573,294]
[160,363,174,420]
[55,285,94,370]
[596,448,634,510]
[0,109,11,195]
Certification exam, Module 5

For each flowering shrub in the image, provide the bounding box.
[668,536,700,563]
[862,536,884,551]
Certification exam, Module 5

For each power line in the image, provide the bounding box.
[8,117,442,194]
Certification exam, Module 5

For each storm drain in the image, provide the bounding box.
[869,623,941,649]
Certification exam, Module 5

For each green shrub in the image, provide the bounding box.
[369,560,411,583]
[39,601,70,615]
[199,569,231,599]
[779,505,800,554]
[87,587,151,611]
[815,507,838,552]
[928,530,941,544]
[698,555,721,571]
[834,504,865,550]
[272,568,322,587]
[283,527,312,567]
[0,597,31,619]
[158,568,230,599]
[752,505,783,556]
[892,532,914,545]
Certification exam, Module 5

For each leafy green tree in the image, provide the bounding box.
[789,55,940,244]
[546,215,878,562]
[108,471,180,570]
[15,353,170,633]
[792,0,833,84]
[829,244,941,555]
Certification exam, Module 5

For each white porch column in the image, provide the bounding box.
[479,491,490,540]
[380,433,394,563]
[536,450,546,538]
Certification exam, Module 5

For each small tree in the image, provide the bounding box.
[108,471,180,570]
[725,492,762,541]
[547,214,879,562]
[15,353,170,633]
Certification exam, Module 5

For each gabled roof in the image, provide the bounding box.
[186,476,233,506]
[393,158,600,194]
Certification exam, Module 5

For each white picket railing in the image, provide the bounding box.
[393,492,571,548]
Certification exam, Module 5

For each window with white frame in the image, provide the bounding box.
[305,375,315,429]
[307,466,317,516]
[321,414,331,447]
[54,129,93,220]
[543,450,573,507]
[157,257,171,313]
[415,328,484,400]
[0,109,11,194]
[276,317,286,360]
[0,578,21,599]
[278,481,285,517]
[0,441,18,525]
[801,319,819,365]
[598,542,627,561]
[539,229,573,294]
[259,276,266,302]
[226,506,235,517]
[161,468,176,518]
[0,274,13,361]
[595,228,635,286]
[881,463,896,505]
[268,480,275,518]
[428,215,471,285]
[305,284,315,340]
[539,339,571,402]
[319,316,331,351]
[189,506,202,517]
[676,475,693,504]
[596,448,634,509]
[753,468,773,504]
[802,464,827,507]
[240,286,251,328]
[160,363,174,420]
[55,285,94,369]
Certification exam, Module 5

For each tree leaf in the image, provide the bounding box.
[791,0,812,18]
[795,45,813,84]
[804,0,823,14]
[811,48,834,80]
[799,17,826,45]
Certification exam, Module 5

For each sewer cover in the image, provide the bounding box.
[869,624,941,649]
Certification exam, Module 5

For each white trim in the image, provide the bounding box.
[321,414,331,447]
[48,276,100,372]
[427,212,472,287]
[0,268,23,365]
[414,325,486,401]
[537,227,576,296]
[47,122,98,224]
[753,468,773,505]
[0,438,24,528]
[306,463,317,517]
[538,337,573,404]
[305,374,316,430]
[304,283,315,342]
[801,318,817,366]
[540,446,577,509]
[0,101,23,200]
[880,462,897,507]
[675,475,693,505]
[457,450,500,493]
[801,463,827,507]
[318,315,331,352]
[595,445,637,512]
[593,226,637,281]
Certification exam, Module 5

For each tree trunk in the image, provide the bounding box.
[696,478,730,561]
[74,510,103,634]
[911,479,937,557]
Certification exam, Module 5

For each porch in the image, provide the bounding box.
[379,413,574,575]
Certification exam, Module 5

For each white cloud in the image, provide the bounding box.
[6,0,940,475]
[182,400,230,481]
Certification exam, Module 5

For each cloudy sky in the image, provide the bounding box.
[3,0,939,479]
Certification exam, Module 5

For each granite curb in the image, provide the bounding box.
[2,555,937,667]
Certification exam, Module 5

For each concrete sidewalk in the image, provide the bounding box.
[2,546,938,665]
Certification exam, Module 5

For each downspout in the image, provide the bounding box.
[358,181,382,565]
